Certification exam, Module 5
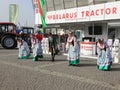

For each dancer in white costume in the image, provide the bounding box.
[31,34,43,61]
[97,39,112,71]
[17,37,30,59]
[66,32,80,66]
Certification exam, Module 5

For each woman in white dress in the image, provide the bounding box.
[66,32,80,66]
[31,34,43,61]
[97,39,112,70]
[17,37,30,59]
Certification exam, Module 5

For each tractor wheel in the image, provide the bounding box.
[1,35,17,49]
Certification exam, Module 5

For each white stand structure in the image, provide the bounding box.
[41,37,49,54]
[107,39,113,52]
[112,39,120,63]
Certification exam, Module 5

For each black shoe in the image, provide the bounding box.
[51,60,55,62]
[51,55,55,62]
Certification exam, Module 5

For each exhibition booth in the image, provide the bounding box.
[34,1,120,63]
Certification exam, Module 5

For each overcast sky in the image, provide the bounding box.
[0,0,35,27]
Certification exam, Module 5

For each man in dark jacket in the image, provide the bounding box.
[48,33,57,61]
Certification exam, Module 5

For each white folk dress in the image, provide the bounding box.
[18,40,30,59]
[97,42,112,71]
[66,36,80,65]
[31,37,43,61]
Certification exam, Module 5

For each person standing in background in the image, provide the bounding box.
[66,32,80,66]
[48,33,57,61]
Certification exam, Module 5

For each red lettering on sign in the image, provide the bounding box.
[70,13,74,18]
[100,9,104,15]
[81,11,85,17]
[74,12,77,18]
[112,7,117,14]
[62,14,65,19]
[90,10,94,16]
[96,9,99,16]
[56,14,58,19]
[86,11,89,17]
[46,6,117,20]
[59,14,61,19]
[81,7,117,18]
[106,8,111,15]
[66,13,69,19]
[53,15,55,20]
[47,15,52,20]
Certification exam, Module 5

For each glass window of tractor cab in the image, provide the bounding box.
[0,25,2,33]
[28,29,31,34]
[23,29,27,34]
[8,25,13,32]
[0,25,6,32]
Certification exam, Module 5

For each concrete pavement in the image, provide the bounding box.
[0,48,120,90]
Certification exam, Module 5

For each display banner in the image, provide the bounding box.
[35,8,42,24]
[105,1,120,20]
[36,1,120,24]
[9,4,18,24]
[37,0,46,28]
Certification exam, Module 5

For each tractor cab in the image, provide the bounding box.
[20,26,34,43]
[20,27,34,51]
[0,22,17,49]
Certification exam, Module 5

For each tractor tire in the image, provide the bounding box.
[1,35,17,49]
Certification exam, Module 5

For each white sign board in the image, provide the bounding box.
[35,8,42,24]
[55,10,66,23]
[77,6,90,22]
[36,1,120,24]
[45,11,56,24]
[65,8,77,23]
[89,4,105,21]
[80,42,95,55]
[105,2,120,20]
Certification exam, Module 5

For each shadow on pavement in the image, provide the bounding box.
[110,68,120,71]
[73,63,97,67]
[37,59,67,62]
[26,57,67,62]
[0,48,18,50]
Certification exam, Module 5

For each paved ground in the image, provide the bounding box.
[0,47,120,90]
